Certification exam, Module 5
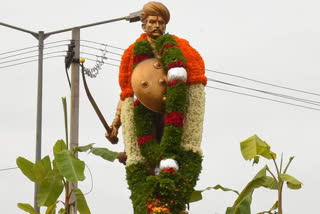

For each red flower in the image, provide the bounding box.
[167,59,185,70]
[162,168,176,174]
[161,43,176,55]
[133,99,140,107]
[167,79,186,87]
[138,135,155,146]
[133,54,151,65]
[164,112,184,127]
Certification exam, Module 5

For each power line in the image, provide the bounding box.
[79,39,125,51]
[0,51,67,64]
[80,52,121,62]
[206,69,320,97]
[0,40,69,56]
[82,57,119,67]
[80,44,123,57]
[0,49,39,60]
[0,44,68,61]
[0,55,65,69]
[206,85,320,111]
[83,163,94,195]
[0,45,38,56]
[207,78,320,106]
[0,166,18,172]
[44,39,71,46]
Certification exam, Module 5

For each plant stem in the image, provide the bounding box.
[266,167,278,182]
[283,157,294,174]
[270,153,280,176]
[278,182,284,214]
[270,153,283,214]
[279,153,283,173]
[65,179,70,214]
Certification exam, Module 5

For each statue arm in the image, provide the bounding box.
[105,99,122,140]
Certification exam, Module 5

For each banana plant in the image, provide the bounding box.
[16,97,119,214]
[190,135,302,214]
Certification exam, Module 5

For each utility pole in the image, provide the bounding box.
[0,23,46,212]
[34,31,45,211]
[69,28,80,214]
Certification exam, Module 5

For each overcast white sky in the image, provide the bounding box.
[1,0,320,213]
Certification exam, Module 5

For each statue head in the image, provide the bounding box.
[141,1,170,40]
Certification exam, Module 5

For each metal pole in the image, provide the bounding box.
[69,27,80,214]
[34,31,44,211]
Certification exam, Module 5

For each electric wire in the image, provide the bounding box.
[82,57,119,67]
[0,49,39,60]
[80,44,123,56]
[206,69,320,97]
[0,55,65,69]
[206,85,320,111]
[43,39,71,46]
[0,44,69,61]
[207,78,320,106]
[0,45,38,56]
[80,52,121,62]
[2,41,320,111]
[0,40,70,56]
[79,39,125,51]
[83,163,94,195]
[0,166,18,172]
[0,51,67,64]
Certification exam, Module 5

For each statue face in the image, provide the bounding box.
[142,16,166,39]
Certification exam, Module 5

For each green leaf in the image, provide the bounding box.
[55,150,85,182]
[226,207,236,214]
[45,201,58,214]
[34,156,52,184]
[58,208,65,214]
[238,195,251,214]
[91,147,119,162]
[38,170,64,207]
[240,135,276,161]
[253,156,260,165]
[280,173,302,189]
[189,190,203,203]
[74,189,91,214]
[74,143,95,153]
[230,166,270,211]
[269,201,278,211]
[213,184,239,195]
[260,176,278,190]
[17,203,40,214]
[16,157,36,182]
[53,140,67,157]
[190,185,239,203]
[257,201,278,214]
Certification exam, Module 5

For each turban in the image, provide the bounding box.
[141,1,170,24]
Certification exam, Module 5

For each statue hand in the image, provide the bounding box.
[105,125,119,144]
[117,151,127,165]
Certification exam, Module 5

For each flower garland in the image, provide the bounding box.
[125,34,202,214]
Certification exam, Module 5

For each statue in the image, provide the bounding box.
[107,2,207,213]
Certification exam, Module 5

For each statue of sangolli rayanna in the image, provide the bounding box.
[106,2,206,213]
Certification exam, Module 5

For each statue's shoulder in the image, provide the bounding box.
[172,35,191,46]
[123,33,148,56]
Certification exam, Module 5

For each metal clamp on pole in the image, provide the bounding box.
[125,10,141,22]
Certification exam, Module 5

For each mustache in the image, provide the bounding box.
[152,29,163,33]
